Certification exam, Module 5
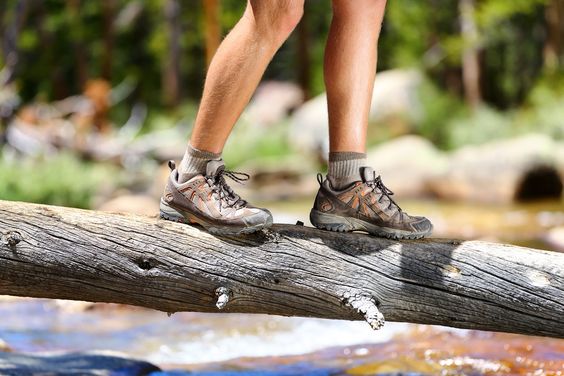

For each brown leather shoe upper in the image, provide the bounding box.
[313,167,432,233]
[163,160,272,228]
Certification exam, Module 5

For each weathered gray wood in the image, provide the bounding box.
[0,200,563,338]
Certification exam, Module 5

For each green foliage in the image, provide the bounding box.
[383,1,456,69]
[521,78,564,140]
[415,73,564,150]
[476,0,549,30]
[3,0,563,138]
[141,102,198,134]
[447,106,513,149]
[415,78,465,149]
[0,153,118,209]
[222,120,294,168]
[382,0,551,109]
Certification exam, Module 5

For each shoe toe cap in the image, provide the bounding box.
[412,216,433,234]
[244,208,273,227]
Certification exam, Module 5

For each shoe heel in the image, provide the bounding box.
[310,209,354,233]
[159,200,186,223]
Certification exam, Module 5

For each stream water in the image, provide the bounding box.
[0,199,563,375]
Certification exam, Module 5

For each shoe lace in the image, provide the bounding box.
[368,171,403,214]
[207,167,250,210]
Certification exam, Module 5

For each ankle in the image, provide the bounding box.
[327,151,367,190]
[178,143,222,183]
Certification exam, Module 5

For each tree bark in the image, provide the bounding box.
[544,0,564,71]
[1,0,28,85]
[202,0,221,69]
[162,0,181,107]
[459,0,481,109]
[66,0,88,91]
[0,200,562,338]
[101,0,116,81]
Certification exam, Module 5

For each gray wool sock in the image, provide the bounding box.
[178,143,221,183]
[327,152,367,190]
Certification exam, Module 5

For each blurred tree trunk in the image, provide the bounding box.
[66,0,88,90]
[459,0,481,109]
[36,1,59,95]
[544,0,564,71]
[1,0,28,85]
[101,0,116,81]
[296,7,311,100]
[0,2,4,59]
[163,0,181,107]
[203,0,221,68]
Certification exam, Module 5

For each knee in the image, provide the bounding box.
[275,2,304,38]
[247,0,304,45]
[332,0,387,18]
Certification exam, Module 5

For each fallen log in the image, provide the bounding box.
[0,200,562,338]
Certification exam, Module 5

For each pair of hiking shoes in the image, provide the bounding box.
[160,159,433,239]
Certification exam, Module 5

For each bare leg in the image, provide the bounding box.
[190,0,304,154]
[312,1,433,240]
[324,0,387,153]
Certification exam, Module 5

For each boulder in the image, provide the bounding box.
[0,339,11,352]
[52,300,97,313]
[428,134,564,204]
[0,352,160,375]
[366,135,448,198]
[150,162,174,200]
[545,226,564,252]
[369,69,423,123]
[288,93,329,156]
[289,69,423,156]
[245,81,303,127]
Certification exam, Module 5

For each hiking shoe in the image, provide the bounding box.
[310,167,433,239]
[160,160,273,235]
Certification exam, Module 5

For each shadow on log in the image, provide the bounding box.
[0,200,562,338]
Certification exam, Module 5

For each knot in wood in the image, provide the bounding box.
[138,259,153,270]
[215,287,231,310]
[3,231,22,247]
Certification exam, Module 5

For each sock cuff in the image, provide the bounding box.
[328,151,366,162]
[187,143,221,161]
[327,156,367,180]
[177,144,222,183]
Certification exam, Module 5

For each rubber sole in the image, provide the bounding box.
[159,199,272,236]
[310,209,432,240]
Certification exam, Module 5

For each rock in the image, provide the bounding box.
[52,300,97,313]
[428,134,564,204]
[0,351,160,375]
[0,339,11,352]
[97,195,159,217]
[366,135,448,197]
[545,227,564,252]
[369,69,423,124]
[289,69,423,156]
[150,162,174,200]
[288,93,328,156]
[245,81,304,127]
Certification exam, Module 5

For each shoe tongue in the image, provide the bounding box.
[206,159,225,177]
[359,166,375,183]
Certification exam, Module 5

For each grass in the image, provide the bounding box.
[0,153,119,209]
